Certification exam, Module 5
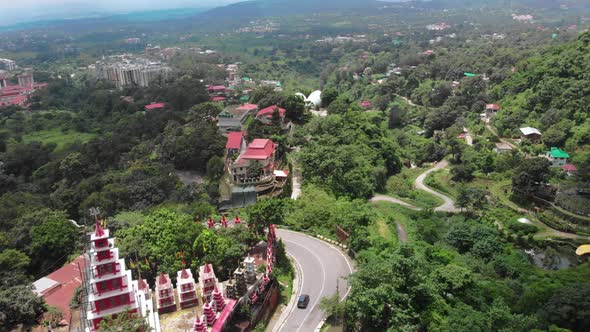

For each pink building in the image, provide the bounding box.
[85,222,139,331]
[155,273,176,314]
[176,268,198,309]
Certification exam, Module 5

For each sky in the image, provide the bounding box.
[0,0,241,25]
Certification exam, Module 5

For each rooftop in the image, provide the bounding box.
[238,139,276,161]
[32,255,86,323]
[548,147,570,159]
[226,132,244,150]
[257,105,286,118]
[145,102,166,111]
[486,103,500,110]
[520,127,542,136]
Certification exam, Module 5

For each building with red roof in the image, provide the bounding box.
[226,131,246,157]
[486,103,500,118]
[33,255,86,325]
[208,85,231,96]
[360,100,372,109]
[0,80,47,108]
[211,96,226,102]
[230,139,277,183]
[256,105,286,125]
[145,102,166,111]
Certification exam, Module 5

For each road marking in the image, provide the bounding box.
[274,251,304,332]
[282,239,327,332]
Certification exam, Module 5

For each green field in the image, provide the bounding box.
[22,129,96,152]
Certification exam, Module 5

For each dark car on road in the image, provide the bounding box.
[297,294,310,309]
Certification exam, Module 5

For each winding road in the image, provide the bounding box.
[272,229,354,332]
[371,161,459,213]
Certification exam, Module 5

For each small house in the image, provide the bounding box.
[520,127,542,143]
[485,103,500,117]
[546,147,570,167]
[225,132,246,157]
[494,142,513,153]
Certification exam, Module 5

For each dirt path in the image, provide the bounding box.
[395,222,408,243]
[371,161,459,213]
[415,160,460,212]
[370,195,421,210]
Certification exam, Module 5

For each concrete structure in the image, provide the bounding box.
[176,268,198,309]
[217,104,258,132]
[95,58,171,88]
[0,58,16,71]
[155,273,176,314]
[17,73,34,87]
[85,222,139,331]
[547,147,570,167]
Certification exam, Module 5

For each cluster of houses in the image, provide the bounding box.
[483,103,577,175]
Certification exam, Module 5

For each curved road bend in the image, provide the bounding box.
[275,229,354,332]
[415,160,459,213]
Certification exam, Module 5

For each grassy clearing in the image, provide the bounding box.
[22,129,95,152]
[368,217,397,245]
[372,201,419,243]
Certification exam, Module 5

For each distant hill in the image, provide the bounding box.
[199,0,384,23]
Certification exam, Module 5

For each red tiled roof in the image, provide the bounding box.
[145,102,166,110]
[211,96,226,102]
[240,139,276,160]
[208,85,227,91]
[257,105,286,118]
[41,255,86,323]
[226,132,243,150]
[237,103,258,112]
[562,164,577,171]
[486,103,500,110]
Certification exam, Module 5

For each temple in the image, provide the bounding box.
[155,272,176,314]
[176,268,198,309]
[84,221,160,331]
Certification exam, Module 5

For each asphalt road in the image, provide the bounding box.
[275,229,354,332]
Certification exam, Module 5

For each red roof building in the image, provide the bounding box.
[226,132,245,155]
[360,100,372,109]
[211,96,226,102]
[256,105,286,124]
[237,103,259,112]
[145,102,166,111]
[33,255,86,325]
[231,139,277,183]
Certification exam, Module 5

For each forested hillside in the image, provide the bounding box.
[494,32,590,151]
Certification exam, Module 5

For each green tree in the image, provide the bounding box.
[0,285,46,328]
[512,157,551,199]
[247,198,289,235]
[30,218,78,274]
